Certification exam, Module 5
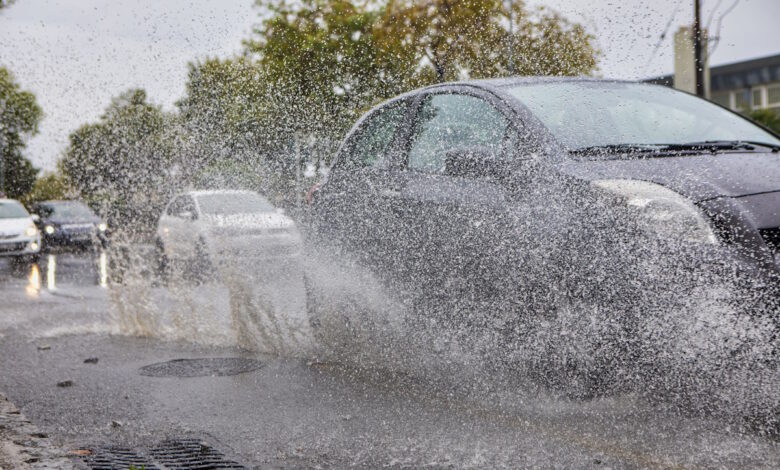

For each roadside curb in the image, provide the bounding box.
[0,393,75,469]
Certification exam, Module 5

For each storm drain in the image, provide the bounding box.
[151,439,245,469]
[78,445,158,469]
[139,357,263,378]
[78,439,245,469]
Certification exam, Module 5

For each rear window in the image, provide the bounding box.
[0,201,30,219]
[40,201,95,219]
[196,193,276,215]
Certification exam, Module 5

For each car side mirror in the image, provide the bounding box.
[444,147,507,179]
[31,214,40,223]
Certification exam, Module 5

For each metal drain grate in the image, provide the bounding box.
[151,439,245,469]
[139,357,263,378]
[79,445,159,469]
[78,439,245,469]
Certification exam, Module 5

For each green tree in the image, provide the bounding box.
[246,1,413,143]
[21,169,74,206]
[747,109,780,134]
[377,0,598,82]
[61,89,175,236]
[0,67,42,198]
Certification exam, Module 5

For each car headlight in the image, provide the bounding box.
[98,222,107,232]
[45,225,55,234]
[25,224,39,237]
[592,179,718,245]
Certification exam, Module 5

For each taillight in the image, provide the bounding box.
[306,183,321,206]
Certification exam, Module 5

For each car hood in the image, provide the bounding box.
[46,217,100,225]
[559,151,780,202]
[0,217,33,235]
[203,212,296,231]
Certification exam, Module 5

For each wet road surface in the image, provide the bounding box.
[1,251,779,468]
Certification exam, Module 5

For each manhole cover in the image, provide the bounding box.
[139,358,262,378]
[78,439,245,469]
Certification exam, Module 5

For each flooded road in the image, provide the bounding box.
[1,249,780,468]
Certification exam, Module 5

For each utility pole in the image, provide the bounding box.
[693,0,705,97]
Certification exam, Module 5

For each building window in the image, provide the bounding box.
[711,92,730,108]
[752,88,763,109]
[734,89,750,111]
[768,84,780,108]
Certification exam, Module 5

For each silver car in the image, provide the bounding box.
[0,198,42,262]
[155,190,301,277]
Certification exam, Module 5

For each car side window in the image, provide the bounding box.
[341,102,408,169]
[167,196,195,217]
[166,197,183,216]
[407,93,509,174]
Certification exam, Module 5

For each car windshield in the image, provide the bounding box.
[196,193,276,215]
[41,201,95,219]
[0,201,29,219]
[507,82,780,156]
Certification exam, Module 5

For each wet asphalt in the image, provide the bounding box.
[1,252,779,468]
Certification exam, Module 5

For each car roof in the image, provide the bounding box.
[417,76,642,93]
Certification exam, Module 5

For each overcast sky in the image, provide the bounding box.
[1,0,778,171]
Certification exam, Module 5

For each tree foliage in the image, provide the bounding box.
[747,109,780,134]
[0,66,42,198]
[21,170,74,207]
[61,89,175,233]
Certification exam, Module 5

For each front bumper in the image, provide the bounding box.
[0,235,41,257]
[210,233,302,260]
[42,228,107,249]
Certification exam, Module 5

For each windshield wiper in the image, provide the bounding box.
[569,144,668,155]
[655,140,758,152]
[571,140,780,157]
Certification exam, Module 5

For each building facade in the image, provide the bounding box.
[648,52,780,115]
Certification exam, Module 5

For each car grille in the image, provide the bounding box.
[759,227,780,252]
[0,241,27,253]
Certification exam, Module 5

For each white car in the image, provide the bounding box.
[0,198,42,262]
[155,190,301,274]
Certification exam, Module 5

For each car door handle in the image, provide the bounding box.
[379,188,401,198]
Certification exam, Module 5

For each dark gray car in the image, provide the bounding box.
[305,78,780,388]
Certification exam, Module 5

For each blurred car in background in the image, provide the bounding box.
[31,200,108,251]
[0,198,41,262]
[155,190,301,276]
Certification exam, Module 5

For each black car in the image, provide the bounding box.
[304,78,780,381]
[31,200,108,250]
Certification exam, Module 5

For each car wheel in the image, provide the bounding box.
[191,238,214,283]
[154,238,169,285]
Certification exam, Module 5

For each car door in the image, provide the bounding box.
[396,89,531,312]
[313,99,412,280]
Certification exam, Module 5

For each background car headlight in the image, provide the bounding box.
[25,225,39,237]
[45,225,55,234]
[592,179,718,245]
[98,222,107,232]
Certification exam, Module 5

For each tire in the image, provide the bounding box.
[154,238,169,285]
[190,238,214,283]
